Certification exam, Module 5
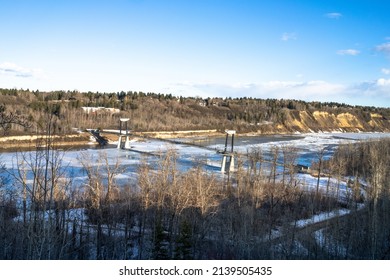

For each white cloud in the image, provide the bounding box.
[377,78,390,86]
[337,49,360,56]
[281,32,297,41]
[325,12,342,19]
[381,68,390,75]
[351,79,390,101]
[262,80,302,89]
[165,80,346,101]
[0,62,32,77]
[375,42,390,54]
[0,62,46,79]
[162,78,390,107]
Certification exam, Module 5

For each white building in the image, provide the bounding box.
[81,107,120,114]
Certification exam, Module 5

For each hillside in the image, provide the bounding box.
[280,109,390,133]
[1,88,390,136]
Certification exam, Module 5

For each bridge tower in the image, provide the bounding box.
[117,118,131,149]
[220,130,236,173]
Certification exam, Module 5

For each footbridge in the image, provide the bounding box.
[89,123,294,173]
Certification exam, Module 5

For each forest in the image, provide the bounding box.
[1,88,390,136]
[0,89,389,259]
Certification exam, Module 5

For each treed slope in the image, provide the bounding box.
[1,88,389,135]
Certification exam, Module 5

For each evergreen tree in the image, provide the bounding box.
[174,220,193,260]
[152,220,169,259]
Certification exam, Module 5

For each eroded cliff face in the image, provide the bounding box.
[280,110,390,133]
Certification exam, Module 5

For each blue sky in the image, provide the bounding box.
[1,0,390,107]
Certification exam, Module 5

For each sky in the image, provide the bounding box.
[1,0,390,107]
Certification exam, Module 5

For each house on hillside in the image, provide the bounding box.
[81,107,120,114]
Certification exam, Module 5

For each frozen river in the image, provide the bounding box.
[1,132,390,191]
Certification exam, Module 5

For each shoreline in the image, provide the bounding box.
[0,132,97,151]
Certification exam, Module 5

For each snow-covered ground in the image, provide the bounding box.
[294,208,355,228]
[1,132,389,195]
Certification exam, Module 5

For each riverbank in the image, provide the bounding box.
[0,132,95,151]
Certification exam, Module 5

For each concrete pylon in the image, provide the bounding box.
[117,135,123,149]
[117,118,130,149]
[221,153,235,173]
[220,130,236,173]
[117,135,131,149]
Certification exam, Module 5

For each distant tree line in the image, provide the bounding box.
[1,88,390,136]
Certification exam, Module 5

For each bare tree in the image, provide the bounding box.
[0,104,30,135]
[314,147,327,197]
[281,144,299,187]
